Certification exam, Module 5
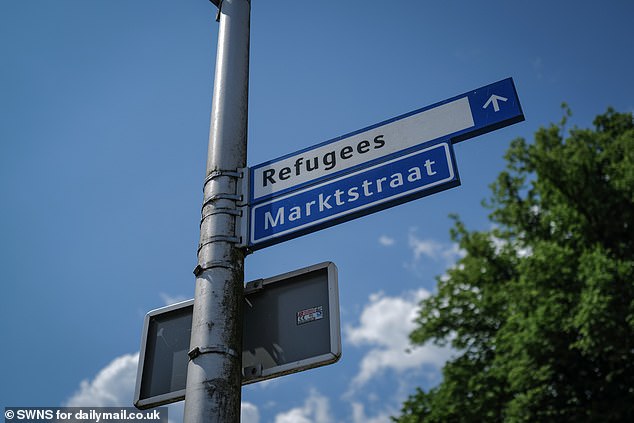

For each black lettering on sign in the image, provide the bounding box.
[260,134,387,187]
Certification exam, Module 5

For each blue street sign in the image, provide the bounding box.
[250,77,523,205]
[246,78,524,250]
[248,141,459,249]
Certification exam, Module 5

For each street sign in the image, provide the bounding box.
[250,77,523,204]
[134,262,340,410]
[245,77,523,250]
[134,300,191,409]
[249,140,459,249]
[242,261,340,384]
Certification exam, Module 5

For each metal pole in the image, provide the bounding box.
[184,0,250,421]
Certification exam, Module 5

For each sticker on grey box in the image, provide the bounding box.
[297,306,323,325]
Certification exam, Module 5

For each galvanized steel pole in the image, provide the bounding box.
[184,0,250,421]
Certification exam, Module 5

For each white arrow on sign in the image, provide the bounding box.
[483,94,508,112]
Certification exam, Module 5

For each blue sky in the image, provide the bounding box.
[2,1,633,422]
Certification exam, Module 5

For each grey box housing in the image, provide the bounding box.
[134,262,340,409]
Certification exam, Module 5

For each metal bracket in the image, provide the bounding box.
[236,168,250,250]
[234,208,249,251]
[242,363,263,381]
[235,167,249,206]
[188,345,238,360]
[244,279,264,295]
[243,278,263,307]
[208,0,223,22]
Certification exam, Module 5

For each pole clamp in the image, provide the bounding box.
[201,168,247,205]
[202,193,243,208]
[200,207,242,224]
[188,345,239,360]
[198,236,242,253]
[203,169,242,185]
[193,260,240,276]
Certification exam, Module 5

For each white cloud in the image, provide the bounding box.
[378,235,395,246]
[408,229,461,263]
[405,228,463,276]
[274,389,333,423]
[347,290,427,348]
[351,402,393,423]
[64,353,139,407]
[346,290,452,390]
[159,292,189,306]
[242,402,260,423]
[409,236,443,261]
[65,352,259,423]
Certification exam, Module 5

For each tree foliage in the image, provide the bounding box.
[394,108,634,422]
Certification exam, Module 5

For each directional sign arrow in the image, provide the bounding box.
[483,94,508,112]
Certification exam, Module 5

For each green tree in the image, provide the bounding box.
[394,108,634,422]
